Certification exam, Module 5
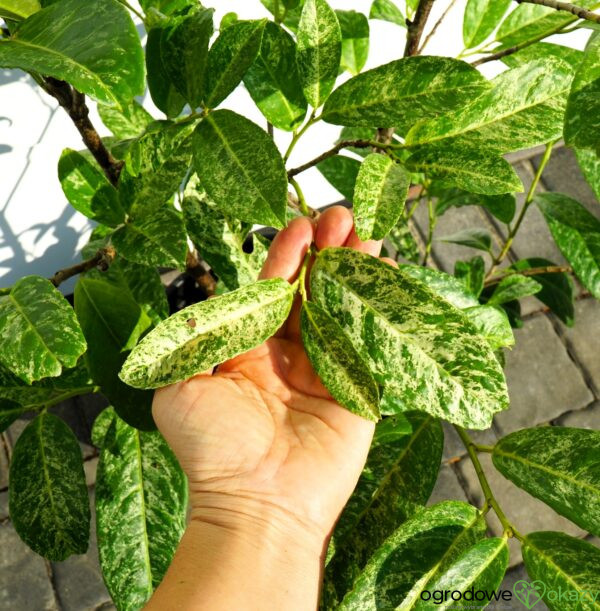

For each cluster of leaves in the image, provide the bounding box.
[0,0,599,609]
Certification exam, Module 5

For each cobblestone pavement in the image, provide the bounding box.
[1,146,599,610]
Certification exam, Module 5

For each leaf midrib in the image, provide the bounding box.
[134,430,154,595]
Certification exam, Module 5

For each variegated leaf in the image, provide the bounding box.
[9,412,90,561]
[98,99,153,140]
[369,0,405,27]
[301,301,379,421]
[311,248,509,429]
[0,276,86,384]
[493,426,600,536]
[316,154,361,201]
[120,278,294,389]
[0,0,39,20]
[462,306,514,351]
[463,0,511,49]
[501,42,584,70]
[576,148,600,201]
[95,407,187,611]
[336,9,369,75]
[353,154,410,240]
[455,256,485,297]
[487,274,542,306]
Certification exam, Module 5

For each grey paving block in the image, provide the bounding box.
[495,315,593,434]
[457,452,586,566]
[555,401,600,429]
[442,421,498,460]
[427,464,468,506]
[0,492,7,520]
[0,439,8,490]
[0,522,58,610]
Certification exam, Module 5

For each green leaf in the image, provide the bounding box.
[387,218,420,264]
[565,32,600,150]
[369,0,405,27]
[161,7,214,109]
[404,144,523,195]
[311,248,509,429]
[112,205,188,270]
[146,26,186,118]
[300,301,379,421]
[316,154,360,201]
[58,149,124,226]
[353,154,410,240]
[296,0,342,108]
[338,501,487,610]
[75,278,155,431]
[522,532,600,611]
[576,148,600,201]
[9,412,90,561]
[260,0,305,31]
[192,109,288,228]
[406,58,574,153]
[501,42,584,70]
[243,22,308,131]
[455,256,485,297]
[220,12,238,30]
[336,10,369,75]
[435,189,517,225]
[438,227,493,252]
[204,19,266,108]
[120,278,294,389]
[509,258,575,326]
[326,412,443,601]
[0,276,86,384]
[98,100,153,140]
[536,192,600,299]
[0,0,144,106]
[487,274,542,306]
[182,175,267,290]
[463,305,515,350]
[493,426,600,535]
[0,399,23,434]
[139,0,194,16]
[463,0,511,49]
[95,408,187,611]
[0,0,39,20]
[322,56,490,134]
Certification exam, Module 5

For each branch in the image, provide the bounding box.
[484,264,572,287]
[40,78,123,186]
[186,251,217,297]
[50,246,116,287]
[404,0,437,57]
[516,0,600,22]
[419,0,458,54]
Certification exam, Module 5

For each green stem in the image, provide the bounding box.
[422,193,436,266]
[33,386,100,411]
[289,177,310,216]
[284,110,319,161]
[455,426,525,541]
[298,251,311,302]
[486,141,556,279]
[116,0,145,21]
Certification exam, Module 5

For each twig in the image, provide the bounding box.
[404,0,437,57]
[39,78,123,186]
[419,0,458,53]
[516,0,600,22]
[186,251,217,297]
[50,247,116,287]
[484,264,572,287]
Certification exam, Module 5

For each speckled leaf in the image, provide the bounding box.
[336,10,369,75]
[502,42,584,70]
[325,412,443,602]
[463,306,514,350]
[98,100,153,140]
[404,144,523,195]
[576,148,600,201]
[0,0,144,106]
[0,0,39,20]
[243,22,307,131]
[455,256,485,297]
[139,0,194,16]
[353,154,410,240]
[487,274,542,306]
[204,19,266,108]
[338,502,487,610]
[387,218,420,264]
[113,206,187,270]
[406,59,574,153]
[438,227,492,252]
[369,0,405,27]
[95,407,187,611]
[435,188,517,225]
[322,56,490,134]
[565,33,600,150]
[58,149,124,226]
[338,126,376,157]
[0,276,86,384]
[536,192,600,299]
[120,278,294,389]
[463,0,511,49]
[75,277,155,431]
[183,176,267,290]
[192,109,288,228]
[301,301,379,421]
[316,154,361,201]
[161,7,214,109]
[311,248,509,429]
[296,0,341,107]
[260,0,305,32]
[522,532,600,611]
[493,427,600,536]
[9,412,90,561]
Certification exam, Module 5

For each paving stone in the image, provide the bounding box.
[442,421,498,460]
[0,492,7,520]
[0,439,9,489]
[555,401,600,429]
[457,452,587,566]
[0,521,58,610]
[427,464,469,506]
[558,298,600,397]
[495,315,593,434]
[51,489,112,611]
[3,418,29,451]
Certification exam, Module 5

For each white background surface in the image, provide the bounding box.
[0,0,588,291]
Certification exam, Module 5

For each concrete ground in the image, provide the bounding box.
[0,146,598,610]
